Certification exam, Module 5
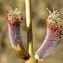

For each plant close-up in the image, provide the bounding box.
[0,0,63,63]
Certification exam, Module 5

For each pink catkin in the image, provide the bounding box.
[5,10,25,49]
[35,27,59,59]
[5,8,29,60]
[8,23,25,50]
[35,9,63,59]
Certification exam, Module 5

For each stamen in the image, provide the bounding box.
[5,8,23,24]
[46,8,63,38]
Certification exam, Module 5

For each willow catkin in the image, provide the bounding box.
[5,8,29,60]
[35,9,63,60]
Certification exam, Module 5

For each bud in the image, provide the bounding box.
[35,8,63,60]
[5,8,29,60]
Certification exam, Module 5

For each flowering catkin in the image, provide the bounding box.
[5,8,29,60]
[35,9,63,60]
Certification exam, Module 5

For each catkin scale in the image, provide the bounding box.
[5,8,29,60]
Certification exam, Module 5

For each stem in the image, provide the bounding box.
[25,0,37,63]
[25,0,33,56]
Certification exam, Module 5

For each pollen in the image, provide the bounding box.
[46,8,63,38]
[5,8,23,24]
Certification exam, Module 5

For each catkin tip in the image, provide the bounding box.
[5,8,23,25]
[46,8,63,38]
